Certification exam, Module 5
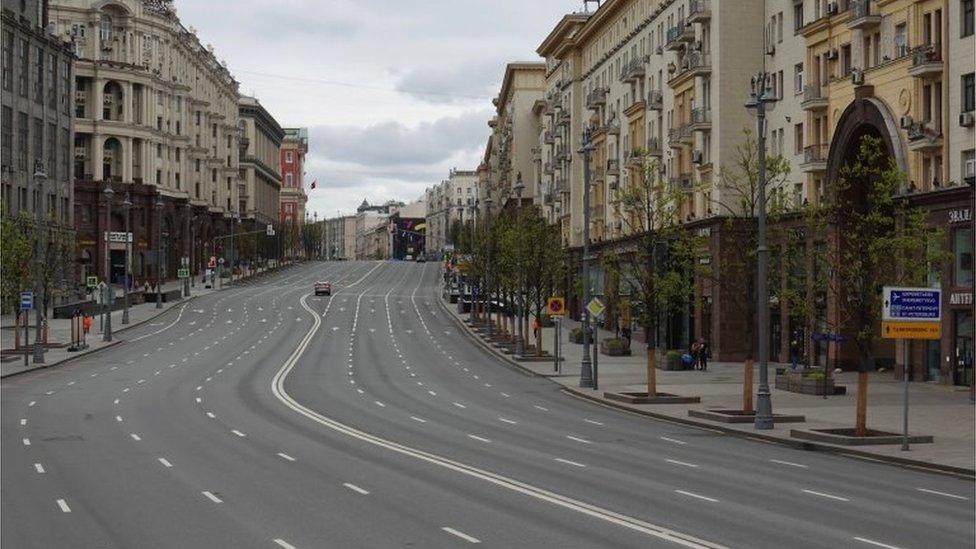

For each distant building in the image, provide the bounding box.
[424,168,477,253]
[389,199,425,260]
[323,214,354,260]
[279,127,307,259]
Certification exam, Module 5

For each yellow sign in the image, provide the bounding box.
[882,320,941,340]
[546,297,566,316]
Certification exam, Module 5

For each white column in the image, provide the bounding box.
[92,135,104,181]
[122,81,133,124]
[93,78,104,121]
[122,136,133,182]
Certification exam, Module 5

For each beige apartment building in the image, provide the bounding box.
[49,0,242,282]
[425,168,478,253]
[492,0,973,383]
[238,95,283,263]
[482,62,546,213]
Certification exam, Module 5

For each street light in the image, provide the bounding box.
[513,172,526,357]
[103,181,115,341]
[579,126,596,388]
[154,195,164,309]
[746,71,776,430]
[228,211,239,285]
[121,192,132,324]
[32,160,47,363]
[183,202,191,297]
[484,195,493,338]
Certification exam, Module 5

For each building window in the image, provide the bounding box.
[285,150,293,163]
[794,63,803,94]
[2,30,11,91]
[955,227,974,285]
[964,0,975,37]
[18,39,27,97]
[794,123,804,153]
[793,2,804,31]
[285,173,293,186]
[1,107,11,169]
[963,73,975,112]
[895,23,908,57]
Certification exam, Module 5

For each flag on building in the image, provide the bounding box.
[310,180,316,189]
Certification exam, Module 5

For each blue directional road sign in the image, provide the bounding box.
[19,291,33,311]
[882,286,941,321]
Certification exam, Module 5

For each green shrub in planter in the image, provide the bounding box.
[805,371,826,380]
[664,349,685,370]
[569,327,584,344]
[600,337,631,356]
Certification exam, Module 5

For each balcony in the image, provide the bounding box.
[626,148,644,167]
[619,56,648,82]
[907,45,943,78]
[801,84,829,110]
[906,122,943,151]
[669,175,693,189]
[606,159,620,176]
[607,121,620,136]
[847,0,880,29]
[557,110,571,127]
[555,177,569,193]
[688,0,711,23]
[686,51,711,77]
[801,144,828,172]
[586,87,607,109]
[646,137,662,157]
[555,145,570,161]
[544,161,554,175]
[665,19,694,51]
[544,131,554,144]
[647,90,663,110]
[689,108,711,131]
[668,124,692,147]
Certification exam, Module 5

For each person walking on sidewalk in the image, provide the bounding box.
[691,339,702,370]
[699,338,710,372]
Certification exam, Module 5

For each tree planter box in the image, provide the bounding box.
[791,428,933,446]
[688,409,806,424]
[775,370,845,395]
[600,338,632,356]
[604,391,701,404]
[569,327,593,344]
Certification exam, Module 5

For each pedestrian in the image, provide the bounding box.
[82,314,92,337]
[790,338,799,370]
[699,338,709,372]
[691,339,702,370]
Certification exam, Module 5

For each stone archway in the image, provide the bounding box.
[826,92,907,185]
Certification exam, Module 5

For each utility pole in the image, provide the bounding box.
[155,195,163,309]
[579,126,595,388]
[122,192,132,324]
[103,182,114,342]
[747,72,775,430]
[32,161,47,363]
[484,196,493,338]
[513,172,525,357]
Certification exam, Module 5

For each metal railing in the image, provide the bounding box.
[803,144,828,164]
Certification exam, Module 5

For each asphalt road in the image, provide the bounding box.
[3,261,973,549]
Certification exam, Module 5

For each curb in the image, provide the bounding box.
[436,293,976,480]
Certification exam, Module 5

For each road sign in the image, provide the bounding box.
[586,297,605,319]
[86,276,98,289]
[103,231,133,243]
[546,297,566,316]
[19,291,33,311]
[882,320,941,340]
[882,287,941,321]
[208,256,217,268]
[177,268,189,279]
[181,256,189,267]
[266,224,275,236]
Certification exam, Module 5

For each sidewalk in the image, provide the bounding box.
[443,298,976,476]
[0,263,297,378]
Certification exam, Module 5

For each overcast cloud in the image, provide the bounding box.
[173,0,574,217]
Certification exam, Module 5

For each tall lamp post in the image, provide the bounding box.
[228,211,239,285]
[183,202,191,297]
[103,182,115,341]
[746,72,776,430]
[484,195,493,338]
[32,161,47,363]
[121,192,132,324]
[513,172,525,356]
[579,126,595,388]
[154,195,164,309]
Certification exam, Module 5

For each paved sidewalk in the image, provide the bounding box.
[444,297,976,475]
[0,263,297,378]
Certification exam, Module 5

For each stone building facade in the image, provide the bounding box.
[238,95,283,265]
[1,0,77,293]
[48,0,241,285]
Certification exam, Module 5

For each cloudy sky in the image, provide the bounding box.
[174,0,579,218]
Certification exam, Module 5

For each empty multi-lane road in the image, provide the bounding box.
[3,261,973,548]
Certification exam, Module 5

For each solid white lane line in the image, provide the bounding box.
[158,458,173,468]
[666,459,699,468]
[533,405,549,411]
[802,489,849,502]
[566,435,592,445]
[915,487,969,500]
[660,436,688,445]
[22,438,30,446]
[554,458,586,468]
[853,537,904,549]
[273,539,297,549]
[467,434,492,443]
[201,491,223,503]
[452,402,467,409]
[770,459,808,468]
[674,490,718,503]
[56,499,71,513]
[584,419,604,426]
[34,463,45,473]
[410,416,427,423]
[277,453,296,462]
[442,527,480,544]
[343,482,370,495]
[130,433,141,441]
[498,417,517,425]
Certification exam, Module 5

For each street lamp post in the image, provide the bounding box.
[183,203,191,297]
[103,182,115,341]
[228,212,238,285]
[513,172,525,357]
[32,161,47,363]
[579,126,595,388]
[121,192,132,325]
[155,195,164,309]
[484,196,493,338]
[747,72,776,430]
